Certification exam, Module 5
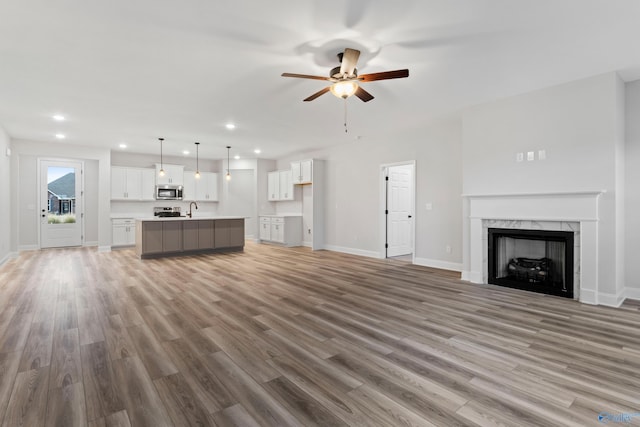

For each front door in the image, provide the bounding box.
[387,164,414,257]
[40,160,83,248]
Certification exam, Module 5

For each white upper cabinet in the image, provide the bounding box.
[268,170,293,201]
[196,172,218,201]
[268,171,280,201]
[291,159,313,184]
[279,170,293,200]
[184,171,218,201]
[111,166,155,200]
[155,164,184,186]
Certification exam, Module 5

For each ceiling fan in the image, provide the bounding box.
[282,48,409,102]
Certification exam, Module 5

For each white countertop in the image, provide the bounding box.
[136,216,246,222]
[259,214,303,217]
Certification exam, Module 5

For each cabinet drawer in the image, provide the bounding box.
[112,218,135,225]
[259,217,272,224]
[271,217,285,224]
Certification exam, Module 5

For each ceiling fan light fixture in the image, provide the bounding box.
[330,80,359,99]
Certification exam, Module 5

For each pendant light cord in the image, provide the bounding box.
[344,98,348,133]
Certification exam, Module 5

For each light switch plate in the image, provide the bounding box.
[5,148,10,157]
[516,152,524,162]
[527,151,535,161]
[538,149,546,160]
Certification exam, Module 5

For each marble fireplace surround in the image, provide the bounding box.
[464,191,604,305]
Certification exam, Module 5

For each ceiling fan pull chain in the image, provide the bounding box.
[344,98,348,133]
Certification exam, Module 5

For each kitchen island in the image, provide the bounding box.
[135,216,245,259]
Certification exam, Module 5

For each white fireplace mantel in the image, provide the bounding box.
[464,190,606,305]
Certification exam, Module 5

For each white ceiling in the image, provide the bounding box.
[1,0,640,161]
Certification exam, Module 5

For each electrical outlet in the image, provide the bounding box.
[446,245,452,254]
[425,203,433,211]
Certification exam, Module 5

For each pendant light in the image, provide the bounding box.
[158,137,165,176]
[226,146,231,181]
[194,142,201,179]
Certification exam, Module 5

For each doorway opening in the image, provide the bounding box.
[39,159,84,248]
[381,162,415,260]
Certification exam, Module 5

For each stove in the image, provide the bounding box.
[154,207,182,217]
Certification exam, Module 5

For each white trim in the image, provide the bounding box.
[578,289,597,305]
[98,245,111,253]
[0,252,16,267]
[625,288,640,301]
[597,290,626,307]
[84,241,98,247]
[323,244,381,259]
[302,241,312,248]
[413,257,463,272]
[19,244,39,251]
[461,271,472,281]
[462,190,607,198]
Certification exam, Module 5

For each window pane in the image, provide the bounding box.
[47,166,76,224]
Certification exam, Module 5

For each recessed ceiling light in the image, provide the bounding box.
[119,143,127,149]
[234,155,240,160]
[52,114,65,121]
[55,133,65,139]
[183,150,190,155]
[225,123,236,130]
[254,149,261,154]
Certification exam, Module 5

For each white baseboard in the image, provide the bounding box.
[413,257,463,272]
[302,241,312,248]
[322,244,381,259]
[597,290,626,307]
[0,252,16,267]
[578,289,597,305]
[84,241,98,247]
[625,288,640,301]
[98,246,111,253]
[18,245,39,251]
[461,271,471,282]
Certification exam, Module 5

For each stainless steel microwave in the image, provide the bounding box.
[155,185,183,200]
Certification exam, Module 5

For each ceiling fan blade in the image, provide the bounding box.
[303,87,330,102]
[358,69,409,82]
[354,86,374,102]
[339,48,360,77]
[282,73,331,81]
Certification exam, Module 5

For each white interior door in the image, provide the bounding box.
[387,164,414,257]
[40,160,83,248]
[223,169,255,238]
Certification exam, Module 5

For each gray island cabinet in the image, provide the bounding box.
[135,217,244,259]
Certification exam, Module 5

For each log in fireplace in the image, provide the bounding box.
[488,228,574,298]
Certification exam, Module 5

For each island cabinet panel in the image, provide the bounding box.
[183,220,215,251]
[214,219,244,248]
[163,222,183,252]
[183,221,199,251]
[198,220,215,249]
[141,222,163,254]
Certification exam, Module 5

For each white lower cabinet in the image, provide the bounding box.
[258,215,302,246]
[112,218,136,247]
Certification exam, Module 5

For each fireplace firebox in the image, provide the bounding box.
[488,228,574,298]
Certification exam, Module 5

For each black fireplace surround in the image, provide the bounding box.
[488,228,574,298]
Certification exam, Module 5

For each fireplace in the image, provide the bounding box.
[488,228,574,298]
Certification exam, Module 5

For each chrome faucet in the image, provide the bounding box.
[187,201,198,218]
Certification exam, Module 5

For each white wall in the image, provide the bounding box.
[462,72,624,301]
[625,80,640,298]
[0,125,11,265]
[278,116,463,268]
[10,139,111,251]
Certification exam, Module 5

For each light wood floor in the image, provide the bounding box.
[1,242,639,426]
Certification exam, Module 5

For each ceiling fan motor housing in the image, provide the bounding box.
[330,66,357,80]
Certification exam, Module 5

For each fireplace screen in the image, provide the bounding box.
[488,228,573,298]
